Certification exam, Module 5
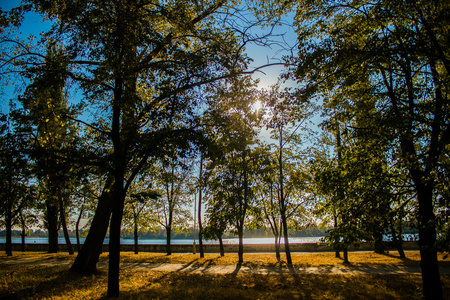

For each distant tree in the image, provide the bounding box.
[18,206,38,252]
[153,155,194,255]
[123,174,160,254]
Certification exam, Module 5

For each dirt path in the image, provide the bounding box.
[2,257,450,275]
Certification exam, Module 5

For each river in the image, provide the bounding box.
[0,236,325,245]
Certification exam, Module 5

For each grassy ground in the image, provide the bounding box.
[1,251,449,299]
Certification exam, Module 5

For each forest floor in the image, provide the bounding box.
[1,251,450,299]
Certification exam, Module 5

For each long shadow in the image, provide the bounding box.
[379,252,415,263]
[176,258,200,272]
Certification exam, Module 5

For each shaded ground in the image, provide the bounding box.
[1,252,450,299]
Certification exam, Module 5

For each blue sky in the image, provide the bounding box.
[1,0,53,114]
[1,1,296,113]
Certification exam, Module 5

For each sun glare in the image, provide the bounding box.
[253,100,262,111]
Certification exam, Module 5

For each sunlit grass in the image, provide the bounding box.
[1,251,449,299]
[1,250,449,267]
[116,250,444,268]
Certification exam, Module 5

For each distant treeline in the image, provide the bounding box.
[1,227,328,240]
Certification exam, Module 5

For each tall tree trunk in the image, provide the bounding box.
[134,217,139,254]
[415,179,442,300]
[46,201,59,253]
[166,225,172,255]
[279,126,292,266]
[59,190,74,255]
[237,224,244,264]
[218,235,224,257]
[198,154,204,258]
[5,213,12,256]
[70,182,113,275]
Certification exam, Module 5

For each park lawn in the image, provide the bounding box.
[0,251,449,299]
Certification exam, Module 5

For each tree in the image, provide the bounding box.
[252,148,283,260]
[196,153,205,258]
[15,40,80,254]
[123,174,159,255]
[293,1,449,298]
[153,155,194,256]
[0,114,34,256]
[261,85,315,265]
[202,76,262,264]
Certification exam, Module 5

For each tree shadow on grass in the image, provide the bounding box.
[114,271,431,300]
[380,252,416,264]
[1,266,108,300]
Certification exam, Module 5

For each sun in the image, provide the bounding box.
[253,100,262,111]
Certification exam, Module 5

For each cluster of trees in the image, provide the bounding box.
[290,1,449,299]
[0,0,448,299]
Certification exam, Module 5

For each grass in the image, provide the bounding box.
[1,251,449,299]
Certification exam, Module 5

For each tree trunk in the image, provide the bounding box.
[5,214,12,256]
[76,208,84,252]
[281,215,292,265]
[198,154,204,258]
[334,213,340,258]
[274,234,281,262]
[198,192,204,258]
[416,179,443,300]
[373,231,385,254]
[238,225,244,264]
[218,235,224,257]
[166,226,172,255]
[59,191,74,255]
[20,215,26,252]
[343,248,349,263]
[107,187,126,298]
[70,183,113,275]
[134,219,139,254]
[391,224,405,259]
[278,128,292,266]
[46,201,59,253]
